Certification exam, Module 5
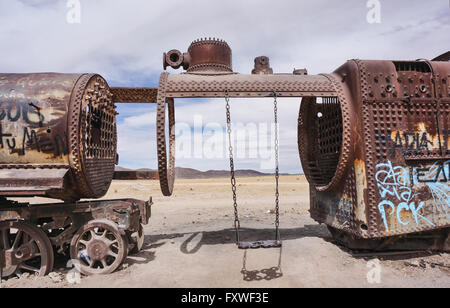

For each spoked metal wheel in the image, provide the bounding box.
[0,221,54,278]
[127,223,145,255]
[70,219,128,276]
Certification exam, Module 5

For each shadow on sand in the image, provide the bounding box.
[126,224,330,281]
[144,224,330,254]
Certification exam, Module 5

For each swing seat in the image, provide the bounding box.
[238,240,282,249]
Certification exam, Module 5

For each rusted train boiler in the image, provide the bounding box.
[0,74,151,277]
[299,59,450,251]
[151,39,449,251]
[0,73,116,201]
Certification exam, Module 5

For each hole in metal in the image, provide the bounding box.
[300,97,343,187]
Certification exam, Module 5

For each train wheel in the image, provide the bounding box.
[128,223,145,255]
[0,221,54,278]
[70,219,128,276]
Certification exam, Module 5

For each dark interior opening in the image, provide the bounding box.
[299,97,343,187]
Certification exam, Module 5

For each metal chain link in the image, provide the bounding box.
[273,92,281,242]
[225,91,240,244]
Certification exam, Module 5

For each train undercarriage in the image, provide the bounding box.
[0,197,151,278]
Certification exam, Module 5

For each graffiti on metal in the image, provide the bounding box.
[375,160,450,232]
[376,128,449,157]
[0,101,68,156]
[316,194,355,225]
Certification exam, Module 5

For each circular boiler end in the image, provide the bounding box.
[298,96,345,190]
[68,74,117,200]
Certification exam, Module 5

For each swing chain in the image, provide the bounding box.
[225,91,281,248]
[225,91,241,244]
[273,92,280,242]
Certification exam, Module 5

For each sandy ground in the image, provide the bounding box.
[2,175,449,288]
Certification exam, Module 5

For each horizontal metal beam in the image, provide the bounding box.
[111,74,339,102]
[111,87,158,103]
[163,73,338,99]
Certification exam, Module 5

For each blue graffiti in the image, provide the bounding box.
[375,161,436,232]
[413,160,450,219]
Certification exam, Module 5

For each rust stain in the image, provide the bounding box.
[354,159,368,224]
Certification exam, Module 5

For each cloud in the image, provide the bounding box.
[1,0,449,172]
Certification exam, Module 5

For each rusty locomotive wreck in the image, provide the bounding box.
[152,39,450,251]
[0,38,449,278]
[0,74,151,277]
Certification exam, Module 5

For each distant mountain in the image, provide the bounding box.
[115,166,275,179]
[115,166,132,171]
[136,168,157,172]
[175,167,270,179]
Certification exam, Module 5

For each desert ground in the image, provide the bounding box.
[2,175,449,288]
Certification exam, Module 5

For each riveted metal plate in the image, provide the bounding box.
[111,87,158,103]
[356,60,450,238]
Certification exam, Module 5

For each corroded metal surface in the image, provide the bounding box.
[163,73,336,98]
[159,39,448,247]
[0,73,117,201]
[0,220,54,278]
[155,72,337,197]
[302,59,450,242]
[70,219,128,275]
[298,96,343,187]
[252,56,273,75]
[164,38,232,73]
[0,73,78,165]
[111,87,158,103]
[328,226,449,252]
[156,73,176,196]
[113,170,159,180]
[187,38,232,73]
[0,197,152,274]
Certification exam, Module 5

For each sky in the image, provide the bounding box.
[0,0,448,173]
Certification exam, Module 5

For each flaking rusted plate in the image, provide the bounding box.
[0,169,68,194]
[111,87,158,103]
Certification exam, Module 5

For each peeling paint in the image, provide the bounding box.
[354,159,368,223]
